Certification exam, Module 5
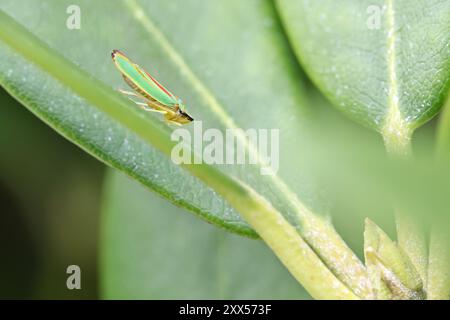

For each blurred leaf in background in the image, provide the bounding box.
[101,170,310,299]
[276,0,450,144]
[0,87,103,298]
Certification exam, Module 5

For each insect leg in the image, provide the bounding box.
[145,100,168,114]
[120,95,154,112]
[129,99,155,112]
[145,108,166,114]
[117,88,139,97]
[117,88,152,110]
[128,99,147,106]
[133,101,167,113]
[117,90,164,113]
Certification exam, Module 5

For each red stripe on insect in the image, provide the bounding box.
[143,70,174,98]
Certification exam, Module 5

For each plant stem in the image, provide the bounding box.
[428,92,450,299]
[381,0,428,291]
[382,126,428,289]
[220,180,359,300]
[394,210,428,287]
[427,227,450,299]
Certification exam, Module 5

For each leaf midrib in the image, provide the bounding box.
[382,0,413,154]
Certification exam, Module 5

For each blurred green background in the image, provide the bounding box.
[0,87,102,298]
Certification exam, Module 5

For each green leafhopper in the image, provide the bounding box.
[111,49,194,125]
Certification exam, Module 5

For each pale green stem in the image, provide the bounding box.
[429,92,450,299]
[382,0,428,289]
[427,227,450,300]
[394,210,428,289]
[382,0,428,288]
[222,180,359,300]
[382,126,428,290]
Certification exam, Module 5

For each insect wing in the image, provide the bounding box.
[112,50,178,107]
[135,65,179,104]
